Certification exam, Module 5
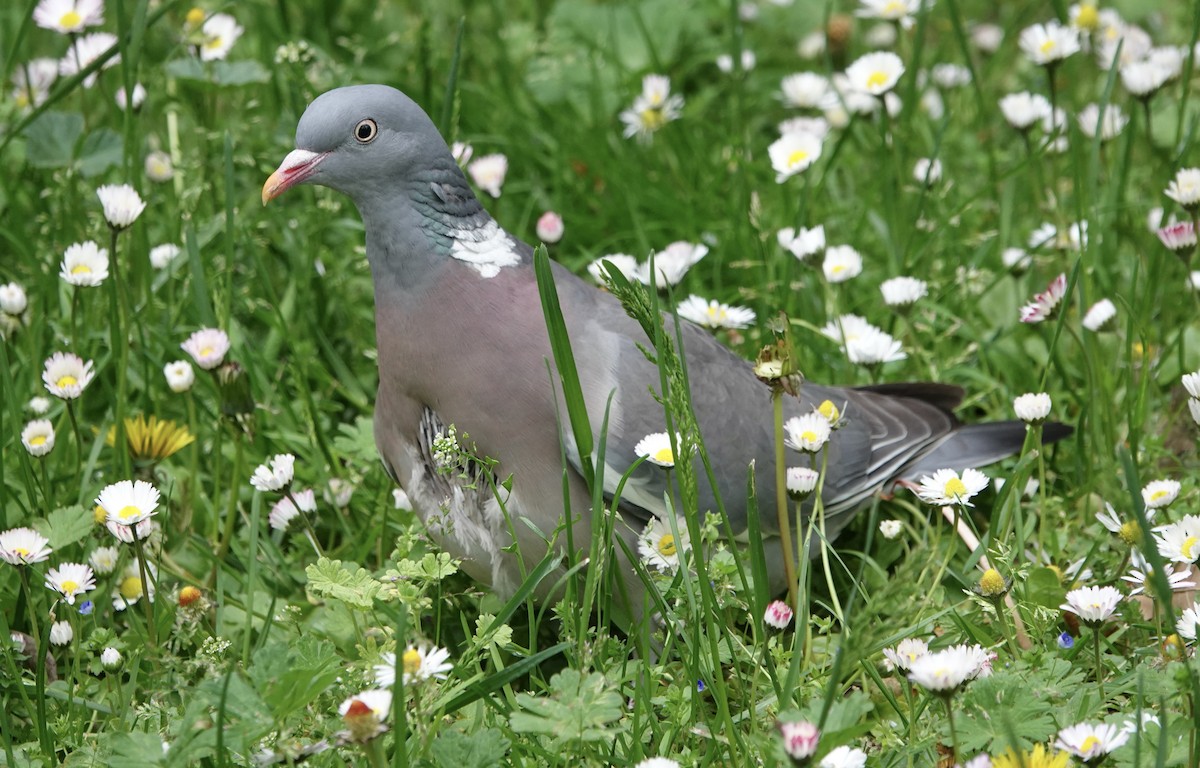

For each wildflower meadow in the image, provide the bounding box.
[2,0,1200,766]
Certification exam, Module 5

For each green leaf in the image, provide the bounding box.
[104,732,168,768]
[23,111,83,169]
[1025,567,1067,609]
[332,416,378,465]
[509,669,626,745]
[34,505,93,550]
[250,636,341,719]
[305,556,381,609]
[211,60,269,86]
[163,57,205,81]
[388,551,459,583]
[77,128,123,177]
[429,728,511,768]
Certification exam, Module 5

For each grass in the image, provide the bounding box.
[1,0,1200,765]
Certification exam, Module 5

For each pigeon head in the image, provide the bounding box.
[262,84,449,206]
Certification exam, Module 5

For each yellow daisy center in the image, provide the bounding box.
[94,505,107,524]
[1079,736,1100,753]
[652,447,674,464]
[60,10,82,28]
[199,346,214,357]
[706,305,726,322]
[657,533,677,557]
[883,0,905,13]
[1039,39,1056,55]
[13,546,30,557]
[1075,5,1099,30]
[818,400,839,422]
[944,477,968,497]
[118,504,142,521]
[186,7,205,25]
[402,649,422,674]
[29,435,47,446]
[1119,521,1140,545]
[1149,489,1169,502]
[60,579,79,594]
[866,71,889,89]
[801,430,818,443]
[787,149,810,167]
[56,375,78,388]
[639,108,666,131]
[120,576,143,600]
[1182,536,1198,560]
[831,264,845,274]
[980,568,1006,596]
[204,36,224,50]
[71,264,93,275]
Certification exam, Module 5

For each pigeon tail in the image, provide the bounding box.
[897,420,1072,481]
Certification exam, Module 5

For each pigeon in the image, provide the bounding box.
[263,84,1069,622]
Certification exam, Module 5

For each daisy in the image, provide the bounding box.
[819,314,875,344]
[1082,298,1116,331]
[998,91,1051,130]
[0,527,53,565]
[1121,59,1172,99]
[915,468,989,507]
[1061,585,1121,626]
[113,561,156,610]
[1096,501,1153,545]
[60,241,109,286]
[845,51,905,96]
[1019,21,1081,66]
[716,49,756,73]
[163,360,195,393]
[33,0,104,34]
[768,130,822,182]
[199,13,244,61]
[1013,392,1052,423]
[634,760,680,768]
[535,212,564,244]
[27,397,50,415]
[325,478,354,508]
[822,245,863,282]
[879,518,902,539]
[97,479,160,542]
[764,600,794,629]
[907,643,990,694]
[1157,221,1196,253]
[1165,168,1200,212]
[10,58,59,110]
[1069,2,1100,31]
[101,647,122,668]
[912,157,942,185]
[991,745,1070,768]
[619,75,684,143]
[1153,515,1200,564]
[779,72,829,108]
[181,327,231,370]
[42,352,95,400]
[971,24,1004,54]
[1190,398,1200,426]
[1122,549,1194,595]
[339,689,392,743]
[21,419,55,457]
[1178,600,1200,641]
[115,83,146,110]
[1077,103,1127,142]
[89,545,119,574]
[675,295,756,330]
[638,516,690,573]
[268,488,317,531]
[635,241,708,287]
[1020,273,1067,323]
[880,276,927,306]
[45,562,96,605]
[845,326,906,365]
[778,116,830,140]
[49,621,73,646]
[820,746,867,768]
[587,254,639,284]
[250,453,296,492]
[778,721,820,760]
[59,33,119,88]
[374,645,453,687]
[145,151,174,182]
[1142,479,1181,508]
[777,225,825,260]
[467,154,508,198]
[784,412,831,453]
[96,184,146,229]
[1055,722,1130,762]
[149,244,182,269]
[882,637,928,672]
[1184,371,1200,397]
[931,63,971,89]
[0,282,27,315]
[634,432,677,467]
[786,466,819,498]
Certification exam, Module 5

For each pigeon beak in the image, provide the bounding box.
[262,149,327,205]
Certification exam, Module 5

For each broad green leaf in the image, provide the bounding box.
[305,557,381,609]
[251,636,341,719]
[429,728,511,768]
[1025,567,1068,609]
[34,505,93,549]
[211,61,269,86]
[23,111,83,169]
[509,669,626,745]
[77,128,123,177]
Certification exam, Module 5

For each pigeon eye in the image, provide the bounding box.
[354,119,378,143]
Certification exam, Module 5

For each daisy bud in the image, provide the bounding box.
[977,568,1008,598]
[878,519,902,539]
[101,647,122,668]
[0,282,28,315]
[145,151,174,183]
[96,184,146,230]
[1165,168,1200,213]
[786,467,819,499]
[778,721,820,761]
[764,600,794,629]
[163,361,195,393]
[21,419,55,457]
[49,620,73,646]
[1013,392,1052,423]
[535,211,564,244]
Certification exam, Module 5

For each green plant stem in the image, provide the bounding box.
[1093,626,1106,704]
[773,388,798,610]
[213,431,244,572]
[66,400,83,491]
[17,568,52,757]
[286,489,325,557]
[943,696,958,763]
[134,539,157,649]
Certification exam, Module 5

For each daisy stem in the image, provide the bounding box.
[213,431,244,570]
[69,289,79,348]
[362,738,388,768]
[772,388,798,611]
[134,539,157,649]
[66,401,83,491]
[110,227,131,478]
[39,458,53,514]
[17,568,51,758]
[187,392,200,531]
[1093,626,1106,704]
[815,451,843,623]
[942,696,958,763]
[287,489,325,558]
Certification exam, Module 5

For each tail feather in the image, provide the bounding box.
[898,420,1072,481]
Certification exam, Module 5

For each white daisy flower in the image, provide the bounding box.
[998,91,1051,130]
[777,225,826,260]
[764,600,794,629]
[467,153,508,198]
[638,516,690,573]
[768,130,823,182]
[10,58,59,110]
[115,83,146,110]
[675,295,755,330]
[822,245,863,282]
[786,466,819,497]
[149,244,182,270]
[42,352,95,400]
[915,468,989,507]
[634,241,708,287]
[856,0,922,29]
[325,478,354,508]
[779,721,820,760]
[21,419,55,457]
[88,545,119,574]
[163,361,195,393]
[633,760,680,768]
[1019,21,1081,65]
[778,116,830,141]
[784,412,831,453]
[1123,549,1194,595]
[1178,600,1200,641]
[27,396,51,415]
[1154,515,1200,564]
[619,75,684,143]
[113,561,156,610]
[1159,222,1198,252]
[880,276,927,306]
[1020,273,1068,323]
[60,241,109,286]
[1077,103,1128,142]
[931,63,971,89]
[1142,479,1181,509]
[882,637,929,672]
[1055,722,1130,762]
[780,72,829,108]
[587,254,639,284]
[634,432,678,467]
[1184,371,1200,398]
[1165,168,1200,211]
[338,687,392,722]
[535,211,564,244]
[715,50,755,74]
[59,32,119,88]
[971,23,1004,54]
[96,184,146,229]
[375,645,454,687]
[97,480,161,542]
[145,151,174,182]
[34,0,104,34]
[251,454,297,492]
[0,527,53,565]
[819,314,875,344]
[49,620,73,646]
[1121,59,1172,98]
[846,326,906,365]
[1061,585,1122,626]
[845,51,905,96]
[0,282,28,315]
[907,643,990,693]
[1082,298,1117,331]
[1013,392,1052,423]
[879,519,902,539]
[820,746,867,768]
[181,327,231,370]
[268,488,317,531]
[45,562,96,604]
[912,157,942,185]
[200,13,244,61]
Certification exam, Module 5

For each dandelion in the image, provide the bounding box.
[108,415,195,462]
[1013,392,1052,423]
[268,488,317,530]
[619,74,685,142]
[59,32,119,88]
[1165,168,1200,212]
[100,647,122,668]
[59,241,110,287]
[675,295,756,330]
[1055,722,1130,762]
[991,745,1070,768]
[181,328,231,370]
[784,412,832,453]
[764,600,794,629]
[634,241,708,287]
[822,245,863,282]
[1061,585,1121,626]
[1142,479,1181,509]
[250,453,296,492]
[1019,273,1068,323]
[149,244,182,269]
[1019,21,1081,66]
[768,130,822,182]
[467,154,508,198]
[374,645,453,687]
[21,420,55,457]
[844,51,905,96]
[0,528,53,565]
[880,276,927,306]
[786,466,819,498]
[163,361,195,393]
[999,91,1051,131]
[96,184,146,229]
[882,637,928,672]
[49,620,73,646]
[907,643,990,693]
[45,562,96,605]
[638,516,689,573]
[535,212,564,244]
[42,352,95,400]
[199,13,244,61]
[780,72,829,108]
[777,225,826,260]
[778,721,820,760]
[97,480,160,543]
[34,0,104,35]
[1082,298,1116,331]
[915,468,989,507]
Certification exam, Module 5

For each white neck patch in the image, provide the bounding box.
[449,220,520,278]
